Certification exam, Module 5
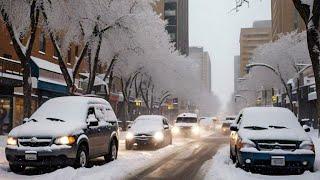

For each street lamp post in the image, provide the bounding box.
[246,63,294,111]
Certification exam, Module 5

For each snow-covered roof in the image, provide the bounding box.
[308,92,317,101]
[238,107,310,141]
[32,56,62,74]
[177,113,197,118]
[83,76,107,86]
[135,115,165,121]
[130,115,165,134]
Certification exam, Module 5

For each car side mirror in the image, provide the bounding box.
[303,125,311,132]
[230,124,239,132]
[164,125,169,130]
[87,114,99,127]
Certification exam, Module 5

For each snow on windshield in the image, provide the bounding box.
[130,116,164,133]
[240,107,300,129]
[30,97,88,123]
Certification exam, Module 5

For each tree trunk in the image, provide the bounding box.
[307,28,320,129]
[86,35,102,94]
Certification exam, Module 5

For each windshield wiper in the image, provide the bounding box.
[243,126,267,130]
[46,118,65,122]
[269,125,287,129]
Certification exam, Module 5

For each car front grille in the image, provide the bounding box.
[135,134,153,141]
[18,137,52,147]
[253,140,300,151]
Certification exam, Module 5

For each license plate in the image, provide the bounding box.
[25,151,37,161]
[271,156,285,166]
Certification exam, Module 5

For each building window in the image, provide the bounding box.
[39,32,46,53]
[2,54,12,59]
[67,49,71,64]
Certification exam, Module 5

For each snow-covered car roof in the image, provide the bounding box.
[129,115,166,134]
[238,107,310,141]
[177,113,198,118]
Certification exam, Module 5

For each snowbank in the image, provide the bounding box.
[202,129,320,180]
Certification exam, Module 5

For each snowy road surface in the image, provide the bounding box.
[129,134,228,180]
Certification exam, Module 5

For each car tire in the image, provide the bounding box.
[9,164,25,173]
[230,148,236,163]
[105,140,118,162]
[74,145,89,168]
[125,141,133,150]
[235,149,241,168]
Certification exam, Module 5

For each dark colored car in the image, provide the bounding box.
[221,122,231,135]
[125,115,172,149]
[230,107,315,173]
[6,96,119,173]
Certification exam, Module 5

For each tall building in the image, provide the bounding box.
[189,47,211,92]
[239,20,272,77]
[164,0,189,55]
[271,0,305,40]
[234,55,240,93]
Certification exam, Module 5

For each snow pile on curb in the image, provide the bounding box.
[203,129,320,180]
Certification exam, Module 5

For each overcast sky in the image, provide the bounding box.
[189,0,271,107]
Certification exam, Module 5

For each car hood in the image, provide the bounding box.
[9,121,86,138]
[238,128,311,141]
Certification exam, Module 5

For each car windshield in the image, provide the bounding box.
[176,117,197,123]
[30,99,87,123]
[240,108,300,130]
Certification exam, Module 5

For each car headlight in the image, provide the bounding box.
[172,126,180,134]
[192,126,200,134]
[154,132,164,141]
[300,141,315,152]
[126,132,134,140]
[239,139,256,149]
[54,136,76,145]
[7,137,17,146]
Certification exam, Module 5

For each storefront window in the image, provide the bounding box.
[0,97,12,135]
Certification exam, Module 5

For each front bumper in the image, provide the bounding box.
[126,137,162,147]
[5,145,77,167]
[239,150,315,170]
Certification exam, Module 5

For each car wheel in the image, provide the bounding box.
[230,147,236,163]
[105,140,118,162]
[125,141,133,150]
[74,145,88,168]
[9,164,25,173]
[235,149,241,168]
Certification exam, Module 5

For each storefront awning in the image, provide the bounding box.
[308,92,317,101]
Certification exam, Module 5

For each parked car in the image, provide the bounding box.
[171,113,201,138]
[125,115,172,150]
[6,96,119,173]
[230,107,315,173]
[221,121,232,135]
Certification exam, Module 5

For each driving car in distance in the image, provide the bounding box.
[171,113,201,138]
[125,115,172,150]
[6,96,119,173]
[230,107,315,173]
[199,117,214,131]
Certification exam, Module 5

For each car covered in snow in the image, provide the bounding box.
[199,117,214,130]
[125,115,172,149]
[229,107,315,172]
[171,113,201,138]
[6,96,119,173]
